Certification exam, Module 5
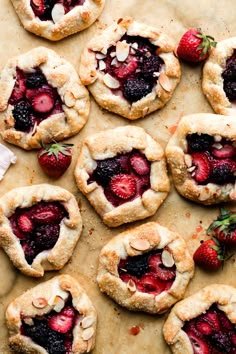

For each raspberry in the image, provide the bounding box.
[12,101,32,131]
[123,77,152,102]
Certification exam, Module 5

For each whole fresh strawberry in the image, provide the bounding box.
[207,208,236,246]
[193,238,225,271]
[37,142,73,178]
[176,28,217,63]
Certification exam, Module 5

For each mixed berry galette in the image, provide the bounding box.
[0,46,90,150]
[6,274,97,353]
[10,0,105,41]
[97,222,194,314]
[202,37,236,116]
[165,113,236,205]
[79,17,181,119]
[0,184,82,277]
[74,125,170,227]
[163,284,236,353]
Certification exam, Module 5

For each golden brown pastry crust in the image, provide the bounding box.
[0,46,90,150]
[163,284,236,354]
[165,113,236,205]
[97,222,194,314]
[74,125,170,227]
[79,17,181,119]
[6,274,97,353]
[10,0,105,41]
[0,184,82,277]
[202,37,236,115]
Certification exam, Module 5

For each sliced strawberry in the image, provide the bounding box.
[191,152,211,183]
[211,144,235,159]
[231,333,236,346]
[134,174,150,196]
[218,311,234,331]
[32,92,54,113]
[10,75,26,102]
[17,214,34,233]
[196,320,213,336]
[110,174,136,199]
[10,217,29,240]
[113,58,138,79]
[130,154,150,175]
[187,331,210,354]
[31,203,65,223]
[139,273,165,295]
[48,306,75,334]
[203,311,220,332]
[30,0,45,16]
[148,254,176,281]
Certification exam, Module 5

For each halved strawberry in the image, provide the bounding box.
[203,311,221,332]
[48,306,75,334]
[17,214,34,233]
[10,74,26,102]
[148,254,176,281]
[191,152,211,183]
[30,0,45,16]
[196,320,213,336]
[139,273,164,295]
[187,331,210,354]
[32,92,54,113]
[110,174,136,199]
[31,203,65,223]
[130,154,150,175]
[211,144,235,159]
[113,58,138,79]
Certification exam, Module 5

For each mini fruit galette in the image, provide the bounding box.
[0,184,82,277]
[10,0,105,41]
[165,113,236,205]
[0,46,90,150]
[74,125,170,227]
[79,16,181,119]
[203,37,236,116]
[97,222,194,314]
[163,284,236,353]
[6,274,97,353]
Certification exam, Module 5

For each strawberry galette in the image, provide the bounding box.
[165,113,236,205]
[6,274,97,353]
[74,125,170,227]
[163,284,236,353]
[0,184,82,277]
[97,222,194,314]
[79,17,181,119]
[202,36,236,115]
[0,46,90,150]
[10,0,105,41]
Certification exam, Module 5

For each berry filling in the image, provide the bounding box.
[118,249,176,295]
[186,133,236,185]
[96,35,164,102]
[9,67,63,132]
[222,51,236,101]
[9,201,67,264]
[88,149,151,207]
[21,297,78,354]
[183,304,236,353]
[30,0,85,21]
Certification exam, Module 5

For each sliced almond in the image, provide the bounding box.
[130,239,150,251]
[187,166,196,172]
[161,249,175,268]
[23,317,34,326]
[184,154,192,168]
[81,316,95,329]
[103,73,120,89]
[110,51,116,58]
[212,143,222,149]
[127,279,136,293]
[131,42,138,50]
[116,40,130,62]
[82,327,95,341]
[111,57,118,66]
[51,4,65,23]
[214,135,222,142]
[98,60,106,71]
[53,296,65,312]
[32,297,48,309]
[153,72,160,77]
[95,53,106,60]
[159,73,172,92]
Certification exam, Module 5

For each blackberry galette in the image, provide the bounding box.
[0,46,89,149]
[6,275,97,353]
[74,125,170,227]
[165,113,236,205]
[97,222,194,313]
[10,0,105,41]
[163,284,236,353]
[203,36,236,115]
[79,16,181,119]
[0,184,82,277]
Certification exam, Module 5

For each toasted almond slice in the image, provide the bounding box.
[187,166,196,172]
[53,296,65,313]
[32,297,48,309]
[184,154,192,168]
[81,316,95,329]
[98,60,106,71]
[159,73,172,92]
[110,51,116,58]
[82,327,95,341]
[212,143,222,149]
[214,135,222,142]
[127,279,136,292]
[95,53,106,60]
[23,317,34,326]
[103,73,120,89]
[51,4,65,23]
[161,250,175,268]
[116,40,130,62]
[111,57,118,66]
[153,72,160,77]
[130,239,150,251]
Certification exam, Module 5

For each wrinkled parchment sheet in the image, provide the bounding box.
[1,1,236,353]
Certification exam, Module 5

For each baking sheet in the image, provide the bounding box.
[1,1,236,353]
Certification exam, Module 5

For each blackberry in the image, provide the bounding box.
[123,253,150,277]
[211,164,235,184]
[46,332,65,354]
[23,319,49,346]
[123,77,152,102]
[223,80,236,101]
[13,101,31,131]
[22,240,38,265]
[210,332,232,353]
[222,60,236,80]
[140,55,163,79]
[34,224,60,250]
[93,159,123,186]
[25,71,47,88]
[187,133,214,152]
